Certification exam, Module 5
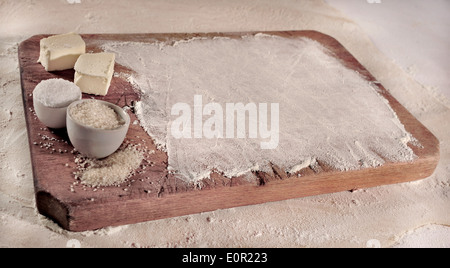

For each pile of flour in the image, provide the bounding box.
[103,34,417,183]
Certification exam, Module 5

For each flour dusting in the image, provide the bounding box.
[102,34,417,182]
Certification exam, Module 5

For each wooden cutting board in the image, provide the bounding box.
[18,31,440,232]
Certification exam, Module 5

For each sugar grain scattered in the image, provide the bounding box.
[75,144,144,187]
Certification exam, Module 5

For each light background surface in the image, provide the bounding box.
[326,0,450,101]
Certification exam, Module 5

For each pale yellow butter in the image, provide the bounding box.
[74,53,115,96]
[38,33,86,71]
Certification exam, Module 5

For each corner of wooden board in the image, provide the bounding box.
[35,190,71,231]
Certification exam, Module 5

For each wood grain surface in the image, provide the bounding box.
[18,31,440,232]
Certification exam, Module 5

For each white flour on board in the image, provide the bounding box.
[102,34,417,183]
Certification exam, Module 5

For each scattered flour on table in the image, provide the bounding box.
[392,224,450,248]
[102,34,417,183]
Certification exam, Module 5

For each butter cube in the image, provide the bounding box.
[74,53,115,96]
[38,33,86,71]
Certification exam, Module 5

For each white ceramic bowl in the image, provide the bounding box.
[33,99,71,129]
[66,99,130,159]
[33,79,82,129]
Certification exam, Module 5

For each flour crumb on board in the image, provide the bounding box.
[103,34,418,183]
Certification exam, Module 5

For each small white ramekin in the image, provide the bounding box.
[66,99,130,159]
